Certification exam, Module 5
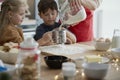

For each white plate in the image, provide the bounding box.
[111,48,120,57]
[73,56,109,63]
[111,48,120,53]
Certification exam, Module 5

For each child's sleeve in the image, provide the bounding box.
[3,29,23,44]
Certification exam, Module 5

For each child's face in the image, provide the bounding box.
[39,9,58,25]
[10,6,26,25]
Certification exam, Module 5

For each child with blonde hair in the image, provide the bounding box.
[0,0,27,45]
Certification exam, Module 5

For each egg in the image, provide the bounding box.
[96,37,105,42]
[105,38,111,43]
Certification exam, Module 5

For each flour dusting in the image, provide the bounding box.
[40,44,86,55]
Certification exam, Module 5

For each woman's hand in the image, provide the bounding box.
[63,0,86,25]
[69,0,82,15]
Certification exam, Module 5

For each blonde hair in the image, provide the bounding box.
[0,0,27,29]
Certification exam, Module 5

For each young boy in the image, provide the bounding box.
[34,0,76,46]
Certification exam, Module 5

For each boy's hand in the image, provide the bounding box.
[37,32,55,46]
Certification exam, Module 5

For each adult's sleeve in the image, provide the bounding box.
[80,0,103,10]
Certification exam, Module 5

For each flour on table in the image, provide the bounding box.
[39,44,86,55]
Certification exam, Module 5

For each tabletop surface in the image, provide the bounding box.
[40,42,120,80]
[2,41,120,80]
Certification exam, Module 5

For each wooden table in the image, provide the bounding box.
[40,41,120,80]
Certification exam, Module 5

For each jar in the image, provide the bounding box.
[112,29,120,48]
[52,29,66,44]
[15,37,41,80]
[62,62,76,80]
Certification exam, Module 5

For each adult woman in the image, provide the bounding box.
[59,0,103,42]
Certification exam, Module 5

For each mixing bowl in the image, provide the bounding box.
[44,55,69,69]
[82,62,109,79]
[95,41,111,51]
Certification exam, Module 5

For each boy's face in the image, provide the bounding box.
[39,9,58,25]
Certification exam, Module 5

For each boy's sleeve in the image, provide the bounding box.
[34,26,45,41]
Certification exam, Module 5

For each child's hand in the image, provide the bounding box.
[37,32,55,46]
[43,32,53,41]
[66,37,73,44]
[66,30,77,44]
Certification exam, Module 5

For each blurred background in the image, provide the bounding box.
[0,0,120,39]
[94,0,120,39]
